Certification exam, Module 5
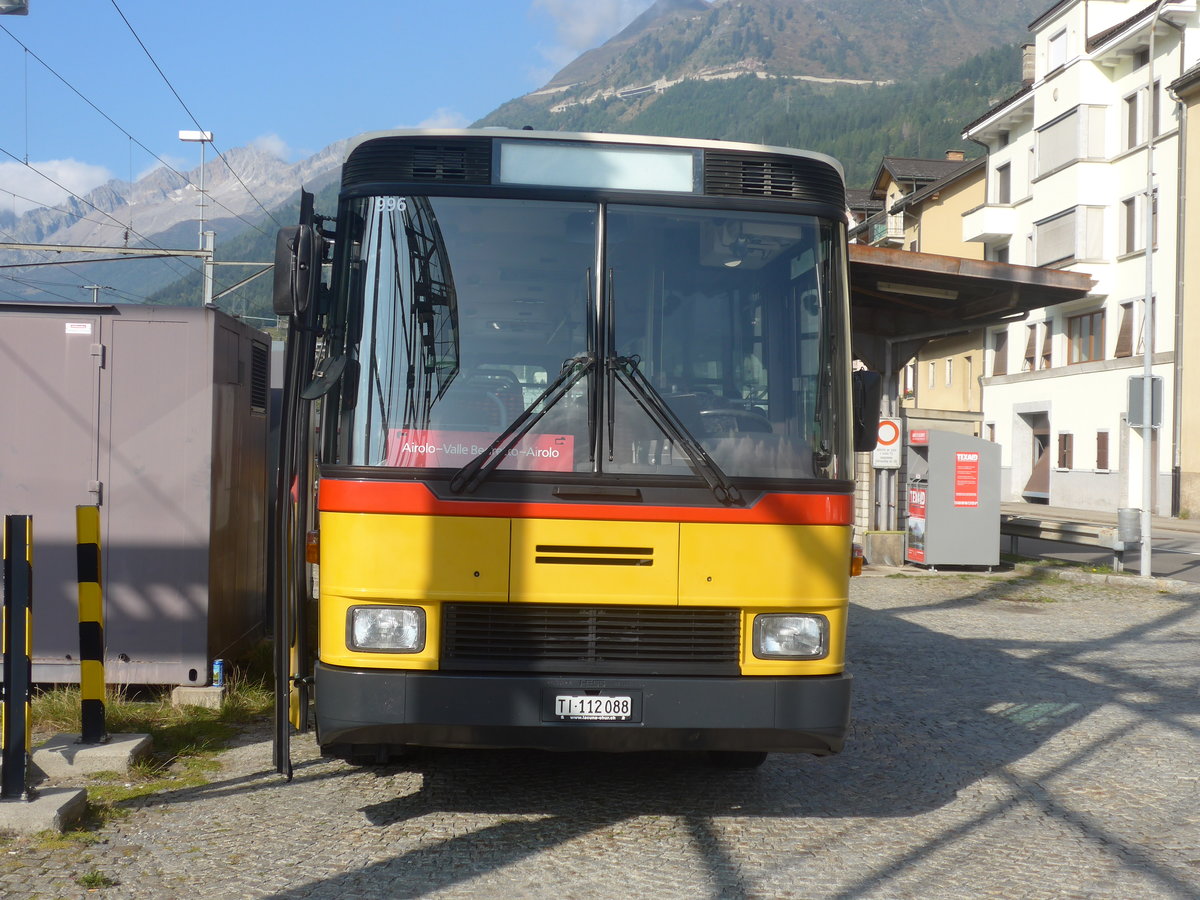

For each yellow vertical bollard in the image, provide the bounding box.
[76,506,107,744]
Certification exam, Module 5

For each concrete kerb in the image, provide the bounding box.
[861,561,1194,594]
[32,732,153,779]
[0,788,87,835]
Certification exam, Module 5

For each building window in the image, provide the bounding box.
[991,330,1008,376]
[1057,433,1074,469]
[1035,206,1104,266]
[986,423,996,442]
[1122,191,1158,255]
[1067,310,1104,364]
[1125,83,1163,149]
[996,163,1012,204]
[991,243,1010,264]
[928,361,936,389]
[1037,107,1105,177]
[1023,324,1038,371]
[946,358,953,387]
[1040,323,1053,369]
[1096,431,1109,470]
[1048,29,1067,72]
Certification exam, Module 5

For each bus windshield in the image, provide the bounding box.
[330,194,850,482]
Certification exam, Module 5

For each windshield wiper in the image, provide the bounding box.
[449,353,595,494]
[608,356,743,506]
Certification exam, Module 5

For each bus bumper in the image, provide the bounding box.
[314,663,851,756]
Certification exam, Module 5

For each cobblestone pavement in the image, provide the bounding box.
[4,569,1199,899]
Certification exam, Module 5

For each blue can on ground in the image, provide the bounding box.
[212,659,225,688]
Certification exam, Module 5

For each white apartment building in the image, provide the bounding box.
[962,0,1198,514]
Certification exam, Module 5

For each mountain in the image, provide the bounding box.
[1,143,345,306]
[477,0,1046,187]
[525,0,1045,104]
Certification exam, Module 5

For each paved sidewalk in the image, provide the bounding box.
[2,569,1197,899]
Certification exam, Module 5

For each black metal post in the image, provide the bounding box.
[2,515,33,800]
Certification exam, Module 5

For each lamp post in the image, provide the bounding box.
[0,2,29,15]
[1139,5,1167,577]
[178,130,213,250]
[179,130,215,306]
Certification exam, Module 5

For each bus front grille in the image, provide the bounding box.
[440,603,741,676]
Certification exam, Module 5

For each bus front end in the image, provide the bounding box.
[277,130,870,767]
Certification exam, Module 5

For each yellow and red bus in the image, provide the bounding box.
[272,129,879,773]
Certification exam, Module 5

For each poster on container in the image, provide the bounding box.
[906,484,927,563]
[953,451,980,508]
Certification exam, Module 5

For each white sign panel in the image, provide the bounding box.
[872,418,902,469]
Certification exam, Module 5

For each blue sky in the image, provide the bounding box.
[0,1,657,215]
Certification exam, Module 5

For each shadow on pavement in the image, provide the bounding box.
[250,577,1200,899]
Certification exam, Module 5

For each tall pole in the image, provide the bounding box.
[198,139,207,250]
[1140,6,1164,577]
[178,130,213,252]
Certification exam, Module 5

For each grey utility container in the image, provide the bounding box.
[0,303,270,685]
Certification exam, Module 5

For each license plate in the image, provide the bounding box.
[554,694,634,721]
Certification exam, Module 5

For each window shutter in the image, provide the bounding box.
[992,331,1008,376]
[1114,303,1133,358]
[1058,433,1074,469]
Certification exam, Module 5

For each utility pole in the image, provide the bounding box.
[81,284,105,303]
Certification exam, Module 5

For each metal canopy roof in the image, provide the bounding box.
[849,244,1095,368]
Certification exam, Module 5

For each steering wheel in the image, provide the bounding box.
[698,408,772,433]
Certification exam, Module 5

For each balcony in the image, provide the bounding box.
[962,204,1017,244]
[858,210,906,247]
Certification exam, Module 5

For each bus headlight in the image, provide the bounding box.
[752,614,828,660]
[348,606,425,653]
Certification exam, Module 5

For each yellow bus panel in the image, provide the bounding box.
[510,518,679,605]
[678,523,850,607]
[320,512,509,602]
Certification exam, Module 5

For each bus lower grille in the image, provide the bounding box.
[440,604,741,676]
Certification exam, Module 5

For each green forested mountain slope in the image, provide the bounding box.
[480,43,1023,188]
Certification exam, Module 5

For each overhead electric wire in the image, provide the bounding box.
[0,22,274,239]
[107,0,284,230]
[0,222,153,304]
[0,143,253,299]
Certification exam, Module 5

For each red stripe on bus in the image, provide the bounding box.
[317,479,853,525]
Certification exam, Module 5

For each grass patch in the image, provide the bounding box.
[76,869,117,889]
[26,650,273,841]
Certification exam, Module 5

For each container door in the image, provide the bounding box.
[0,314,102,681]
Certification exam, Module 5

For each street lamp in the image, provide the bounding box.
[179,129,213,250]
[179,129,214,306]
[0,2,29,15]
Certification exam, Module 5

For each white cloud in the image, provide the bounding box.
[0,158,112,216]
[532,0,655,69]
[415,108,471,129]
[250,134,290,160]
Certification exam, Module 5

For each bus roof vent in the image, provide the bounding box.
[343,137,493,188]
[703,151,845,207]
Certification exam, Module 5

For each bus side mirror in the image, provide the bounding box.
[852,370,882,452]
[273,225,321,317]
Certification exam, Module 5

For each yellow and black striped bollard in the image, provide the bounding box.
[76,506,107,744]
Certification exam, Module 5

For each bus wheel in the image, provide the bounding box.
[707,750,768,769]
